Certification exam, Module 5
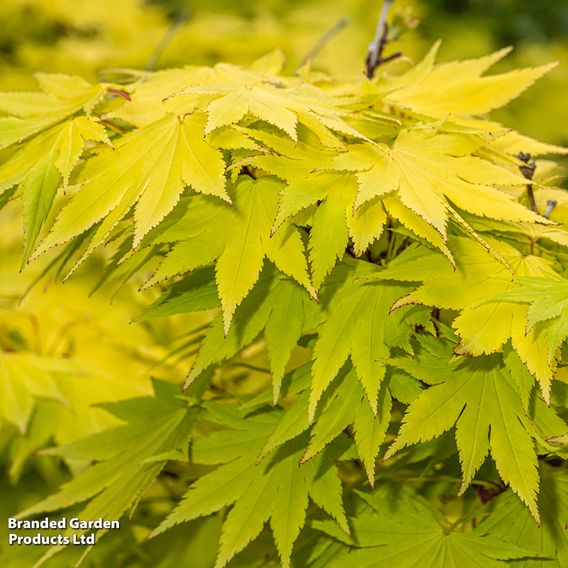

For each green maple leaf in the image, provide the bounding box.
[495,277,568,361]
[384,356,542,522]
[270,171,385,282]
[136,193,232,289]
[0,114,110,264]
[21,117,109,263]
[181,267,311,399]
[137,266,220,322]
[386,333,461,387]
[372,235,561,400]
[301,366,393,483]
[264,278,307,402]
[479,465,568,567]
[1,35,567,568]
[314,486,547,568]
[140,176,314,336]
[309,259,416,420]
[254,362,391,484]
[153,402,348,568]
[308,186,352,290]
[494,277,568,329]
[181,266,278,385]
[18,379,196,525]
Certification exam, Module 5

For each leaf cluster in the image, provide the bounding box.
[1,35,568,568]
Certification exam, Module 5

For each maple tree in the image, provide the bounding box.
[1,2,568,567]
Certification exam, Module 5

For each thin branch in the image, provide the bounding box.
[518,151,539,215]
[366,0,401,78]
[146,9,190,71]
[527,187,539,215]
[299,17,350,69]
[368,0,393,69]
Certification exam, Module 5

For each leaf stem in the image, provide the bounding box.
[385,229,397,261]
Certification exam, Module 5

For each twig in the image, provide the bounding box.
[368,0,393,70]
[146,9,190,71]
[366,0,401,78]
[518,151,539,215]
[299,17,350,69]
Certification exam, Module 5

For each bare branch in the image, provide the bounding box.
[366,0,400,78]
[518,151,539,215]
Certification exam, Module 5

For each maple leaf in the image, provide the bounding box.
[137,266,221,322]
[168,79,363,143]
[385,43,557,117]
[264,278,307,402]
[105,65,231,128]
[57,173,314,335]
[139,193,233,288]
[149,264,310,402]
[307,182,352,289]
[497,276,568,329]
[214,176,314,333]
[0,74,106,150]
[227,127,339,185]
[217,281,307,400]
[314,486,545,568]
[384,356,542,522]
[466,216,568,253]
[272,172,387,285]
[152,401,348,568]
[18,379,196,525]
[478,466,568,567]
[149,265,275,387]
[1,29,567,568]
[252,362,392,485]
[34,113,228,265]
[309,259,416,420]
[373,236,561,400]
[488,129,568,158]
[333,128,546,239]
[106,62,303,129]
[300,366,392,484]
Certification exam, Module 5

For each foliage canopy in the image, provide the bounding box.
[1,5,568,567]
